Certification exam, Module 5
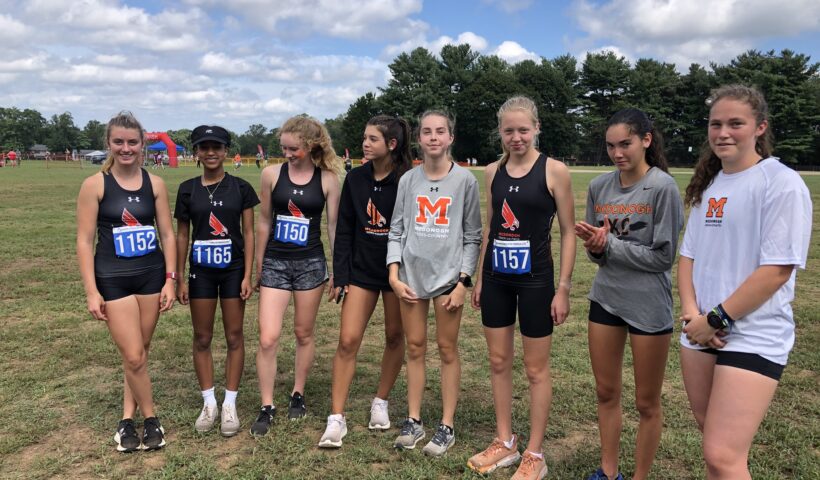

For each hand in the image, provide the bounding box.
[681,312,720,347]
[254,267,262,292]
[176,282,189,305]
[575,217,609,254]
[240,277,253,301]
[86,291,108,321]
[551,289,570,325]
[390,278,419,304]
[328,285,348,303]
[326,274,335,299]
[470,280,482,309]
[159,280,176,312]
[441,283,466,312]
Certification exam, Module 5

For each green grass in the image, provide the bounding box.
[0,162,817,479]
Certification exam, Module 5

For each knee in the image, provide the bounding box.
[703,441,746,476]
[635,395,662,420]
[523,361,550,385]
[384,331,405,352]
[337,335,362,359]
[122,350,147,373]
[595,383,620,405]
[294,327,314,346]
[488,352,512,376]
[258,333,280,352]
[405,338,426,361]
[193,333,213,352]
[437,342,459,365]
[225,330,244,351]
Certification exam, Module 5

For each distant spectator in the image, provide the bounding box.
[8,150,18,167]
[234,153,242,170]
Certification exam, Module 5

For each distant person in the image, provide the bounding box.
[234,153,242,170]
[256,152,262,169]
[344,155,352,174]
[175,125,260,437]
[7,149,17,167]
[75,111,177,452]
[679,85,812,479]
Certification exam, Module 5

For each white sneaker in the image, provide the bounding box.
[220,403,240,437]
[368,398,390,430]
[318,414,347,448]
[195,403,218,432]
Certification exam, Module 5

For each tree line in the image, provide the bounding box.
[2,47,817,166]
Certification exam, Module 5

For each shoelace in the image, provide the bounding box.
[120,421,137,437]
[481,439,507,458]
[519,453,541,474]
[371,402,386,415]
[431,425,451,445]
[223,407,236,422]
[202,405,216,420]
[257,409,272,422]
[400,420,416,436]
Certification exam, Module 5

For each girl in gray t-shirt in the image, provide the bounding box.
[575,108,684,480]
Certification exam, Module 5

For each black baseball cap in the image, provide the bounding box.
[191,125,231,147]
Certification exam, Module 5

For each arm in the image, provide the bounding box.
[330,176,355,301]
[323,169,341,294]
[175,219,190,304]
[548,159,576,325]
[604,182,683,272]
[254,166,277,290]
[386,177,417,303]
[151,175,177,312]
[443,173,483,312]
[76,174,106,321]
[471,162,498,309]
[241,206,255,300]
[575,182,608,266]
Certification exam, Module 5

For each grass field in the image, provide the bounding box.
[0,162,817,480]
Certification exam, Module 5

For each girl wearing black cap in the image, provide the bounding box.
[174,125,260,437]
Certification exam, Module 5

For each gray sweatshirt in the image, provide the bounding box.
[386,163,482,299]
[585,167,684,332]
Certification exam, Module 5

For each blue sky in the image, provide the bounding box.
[1,0,818,134]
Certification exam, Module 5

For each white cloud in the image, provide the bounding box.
[570,0,820,67]
[0,53,49,73]
[94,54,127,65]
[482,0,534,13]
[0,13,29,41]
[183,0,425,41]
[200,52,257,74]
[383,31,489,58]
[492,41,540,63]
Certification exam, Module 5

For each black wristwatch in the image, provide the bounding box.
[706,304,734,330]
[457,275,472,288]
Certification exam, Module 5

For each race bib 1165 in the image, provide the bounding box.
[192,239,232,268]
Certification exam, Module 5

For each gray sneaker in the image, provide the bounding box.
[393,418,425,450]
[220,403,240,437]
[194,403,218,433]
[422,424,455,456]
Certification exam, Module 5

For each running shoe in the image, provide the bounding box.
[288,392,307,420]
[467,436,521,473]
[250,406,276,437]
[511,451,548,480]
[220,403,240,437]
[113,418,141,453]
[586,467,624,480]
[318,414,347,448]
[194,403,218,433]
[422,423,455,457]
[141,417,166,451]
[368,397,390,430]
[393,418,425,450]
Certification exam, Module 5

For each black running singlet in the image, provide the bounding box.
[265,163,326,259]
[174,174,260,270]
[483,154,556,286]
[94,169,164,277]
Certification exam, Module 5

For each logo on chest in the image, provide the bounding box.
[501,199,520,231]
[415,195,451,226]
[209,212,229,236]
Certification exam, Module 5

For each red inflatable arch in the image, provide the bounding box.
[145,131,179,168]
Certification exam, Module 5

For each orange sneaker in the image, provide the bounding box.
[511,450,548,480]
[467,435,521,474]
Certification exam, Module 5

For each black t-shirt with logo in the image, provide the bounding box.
[334,162,399,291]
[265,163,326,260]
[175,173,260,271]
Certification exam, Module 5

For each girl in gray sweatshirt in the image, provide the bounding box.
[575,108,684,480]
[387,110,482,456]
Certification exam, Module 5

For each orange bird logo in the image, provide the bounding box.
[367,198,386,227]
[500,199,519,231]
[288,199,304,217]
[121,208,141,227]
[209,212,228,236]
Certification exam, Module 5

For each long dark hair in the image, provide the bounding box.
[366,115,413,178]
[607,108,668,173]
[684,84,772,207]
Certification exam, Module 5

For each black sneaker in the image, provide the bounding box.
[250,405,276,437]
[141,417,166,451]
[288,392,306,420]
[113,418,140,453]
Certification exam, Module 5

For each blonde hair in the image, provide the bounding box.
[497,95,539,166]
[101,111,145,174]
[280,116,341,175]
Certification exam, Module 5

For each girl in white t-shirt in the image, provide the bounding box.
[678,85,812,479]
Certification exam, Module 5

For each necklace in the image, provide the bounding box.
[204,174,225,201]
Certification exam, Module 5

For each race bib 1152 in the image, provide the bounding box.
[113,225,157,258]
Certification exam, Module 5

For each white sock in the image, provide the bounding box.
[373,397,388,406]
[202,387,216,406]
[223,389,238,406]
[503,435,515,449]
[526,450,544,459]
[328,413,345,422]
